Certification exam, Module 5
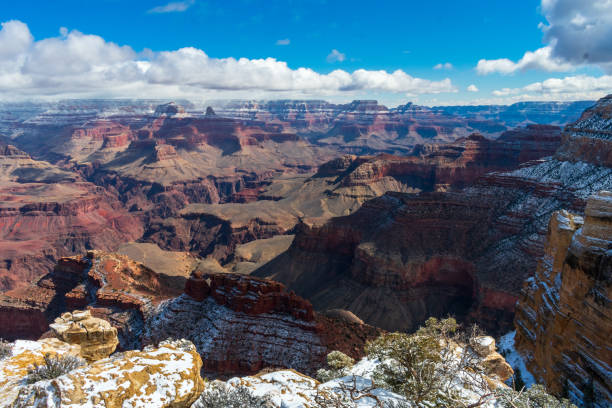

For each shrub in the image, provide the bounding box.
[364,317,492,406]
[0,339,12,360]
[496,384,578,408]
[191,382,273,408]
[316,350,355,382]
[26,353,85,384]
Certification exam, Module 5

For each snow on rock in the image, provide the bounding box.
[8,339,204,408]
[0,338,81,407]
[497,331,536,388]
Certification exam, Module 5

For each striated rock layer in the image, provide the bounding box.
[255,95,612,334]
[514,192,612,407]
[0,250,186,345]
[0,143,143,292]
[144,271,382,377]
[146,125,561,263]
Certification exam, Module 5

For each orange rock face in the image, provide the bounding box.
[514,192,612,407]
[0,251,183,345]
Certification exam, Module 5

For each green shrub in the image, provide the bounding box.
[316,350,355,382]
[26,353,85,384]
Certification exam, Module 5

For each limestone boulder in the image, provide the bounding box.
[50,310,118,362]
[12,339,204,408]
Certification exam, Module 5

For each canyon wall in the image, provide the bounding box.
[514,192,612,407]
[254,95,612,334]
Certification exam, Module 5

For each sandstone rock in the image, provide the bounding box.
[0,338,81,407]
[470,336,496,357]
[515,190,612,407]
[12,339,204,408]
[50,310,119,362]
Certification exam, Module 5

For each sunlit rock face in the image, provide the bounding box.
[1,338,204,408]
[515,191,612,407]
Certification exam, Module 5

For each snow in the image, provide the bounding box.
[497,331,536,388]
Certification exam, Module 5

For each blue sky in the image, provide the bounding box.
[0,0,610,105]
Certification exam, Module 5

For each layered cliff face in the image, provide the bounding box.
[254,95,612,334]
[214,99,587,155]
[0,145,143,292]
[514,192,612,407]
[145,126,561,264]
[144,270,382,377]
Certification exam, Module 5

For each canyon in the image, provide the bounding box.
[0,96,607,406]
[254,95,612,336]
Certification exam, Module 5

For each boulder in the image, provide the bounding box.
[50,310,118,362]
[11,339,204,408]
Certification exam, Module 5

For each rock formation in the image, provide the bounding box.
[0,144,143,292]
[3,338,204,408]
[514,191,612,407]
[145,271,382,377]
[0,250,187,344]
[0,338,82,407]
[146,125,561,264]
[50,310,119,362]
[254,95,612,334]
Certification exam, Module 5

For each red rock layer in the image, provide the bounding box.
[185,271,314,321]
[144,270,382,377]
[514,192,612,407]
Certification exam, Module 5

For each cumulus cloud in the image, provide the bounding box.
[491,74,612,100]
[148,0,195,14]
[276,39,290,46]
[467,84,479,92]
[476,45,574,75]
[477,0,612,74]
[326,49,346,63]
[0,21,456,100]
[433,62,453,70]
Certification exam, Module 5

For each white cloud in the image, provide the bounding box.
[467,84,479,92]
[148,0,194,14]
[326,49,346,63]
[491,74,612,101]
[476,0,612,74]
[476,46,574,75]
[0,21,457,100]
[433,62,453,70]
[276,39,290,46]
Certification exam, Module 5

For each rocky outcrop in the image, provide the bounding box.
[3,338,204,408]
[145,271,381,377]
[0,338,82,407]
[50,310,119,362]
[254,95,612,334]
[514,191,612,407]
[0,251,187,345]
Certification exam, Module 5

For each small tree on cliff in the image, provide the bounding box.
[364,317,484,406]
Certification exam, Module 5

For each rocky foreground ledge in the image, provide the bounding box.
[0,311,522,407]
